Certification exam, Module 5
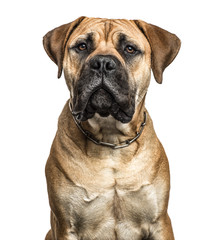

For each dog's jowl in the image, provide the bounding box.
[43,17,180,240]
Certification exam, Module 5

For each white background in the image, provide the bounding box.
[0,0,221,239]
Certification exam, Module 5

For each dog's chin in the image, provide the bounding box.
[74,89,134,123]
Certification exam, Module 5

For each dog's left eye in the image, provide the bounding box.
[77,43,87,51]
[125,45,136,54]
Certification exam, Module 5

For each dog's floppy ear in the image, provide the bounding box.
[43,16,85,78]
[134,20,181,84]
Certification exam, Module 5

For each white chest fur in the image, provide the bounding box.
[57,151,167,240]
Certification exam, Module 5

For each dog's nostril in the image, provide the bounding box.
[90,60,101,70]
[105,61,116,71]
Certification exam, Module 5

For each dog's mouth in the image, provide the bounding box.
[89,88,114,117]
[71,55,135,123]
[72,87,135,123]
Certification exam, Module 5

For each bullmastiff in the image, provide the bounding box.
[43,17,181,240]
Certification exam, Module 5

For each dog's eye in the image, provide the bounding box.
[77,43,87,51]
[125,45,136,54]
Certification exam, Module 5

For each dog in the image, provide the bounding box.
[43,16,181,240]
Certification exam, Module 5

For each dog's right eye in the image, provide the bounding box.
[125,45,136,54]
[77,43,87,51]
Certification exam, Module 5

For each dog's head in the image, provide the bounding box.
[43,17,180,123]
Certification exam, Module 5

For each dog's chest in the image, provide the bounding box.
[61,154,165,239]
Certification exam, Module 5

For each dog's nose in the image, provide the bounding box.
[89,55,117,72]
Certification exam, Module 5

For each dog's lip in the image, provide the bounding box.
[75,108,133,123]
[74,100,134,123]
[90,88,113,110]
[72,81,135,123]
[73,78,132,112]
[73,86,130,114]
[72,86,101,115]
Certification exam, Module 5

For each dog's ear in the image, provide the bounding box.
[43,16,85,78]
[134,20,181,84]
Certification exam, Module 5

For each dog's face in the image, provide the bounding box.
[64,18,152,123]
[43,17,180,123]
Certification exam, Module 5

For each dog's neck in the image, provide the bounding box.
[59,98,151,158]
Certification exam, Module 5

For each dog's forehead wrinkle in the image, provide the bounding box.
[79,19,139,41]
[76,32,95,43]
[104,20,113,41]
[117,32,138,46]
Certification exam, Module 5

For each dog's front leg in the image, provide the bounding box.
[45,229,78,240]
[149,214,174,240]
[45,211,79,240]
[45,156,81,240]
